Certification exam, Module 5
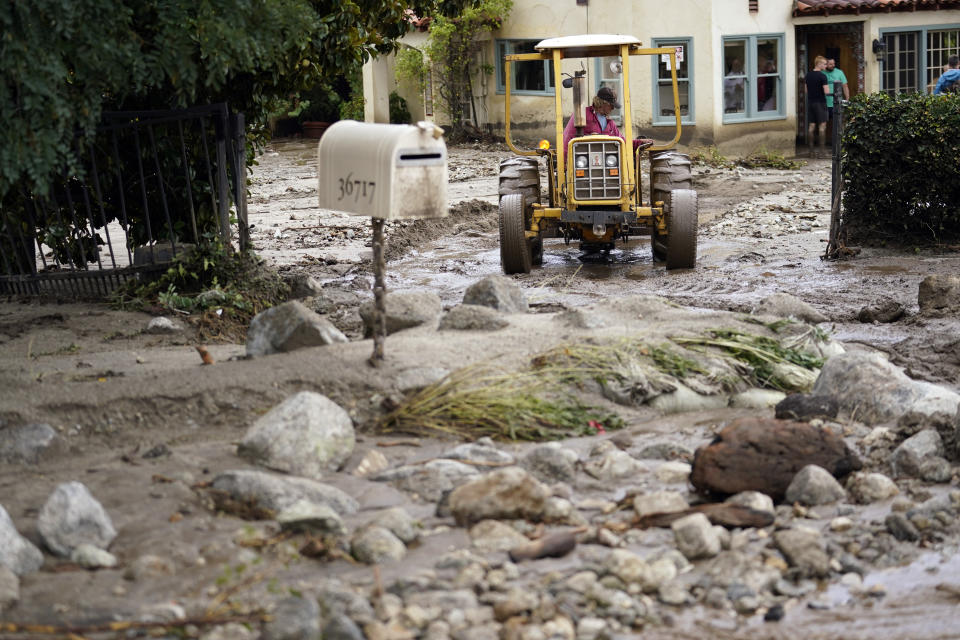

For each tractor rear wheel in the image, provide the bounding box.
[665,189,698,270]
[499,193,531,274]
[650,151,692,262]
[498,157,541,214]
[650,151,692,211]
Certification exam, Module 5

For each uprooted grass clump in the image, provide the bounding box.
[672,328,823,391]
[112,236,289,342]
[375,364,624,441]
[691,145,805,170]
[376,326,828,441]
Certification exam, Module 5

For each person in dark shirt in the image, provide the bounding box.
[804,55,830,158]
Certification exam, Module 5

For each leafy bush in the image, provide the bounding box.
[842,92,960,246]
[389,91,412,124]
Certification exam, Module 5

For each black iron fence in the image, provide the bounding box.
[0,103,248,297]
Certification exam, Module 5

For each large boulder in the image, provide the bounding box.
[246,301,347,357]
[358,291,442,336]
[0,505,44,575]
[811,352,960,426]
[918,275,960,317]
[238,391,355,479]
[447,467,550,526]
[690,417,861,499]
[37,482,117,557]
[462,276,528,313]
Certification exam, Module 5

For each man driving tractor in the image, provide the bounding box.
[562,86,653,152]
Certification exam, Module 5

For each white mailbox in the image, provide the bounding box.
[317,120,448,220]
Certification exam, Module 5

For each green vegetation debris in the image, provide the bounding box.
[112,236,289,342]
[375,364,623,442]
[672,329,822,391]
[740,147,805,170]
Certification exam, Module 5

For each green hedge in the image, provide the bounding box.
[842,92,960,246]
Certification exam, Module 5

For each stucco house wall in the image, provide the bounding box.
[368,1,960,156]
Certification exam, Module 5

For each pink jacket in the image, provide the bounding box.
[563,106,643,155]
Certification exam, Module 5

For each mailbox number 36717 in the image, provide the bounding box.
[337,173,376,203]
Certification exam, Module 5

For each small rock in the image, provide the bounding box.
[724,491,775,516]
[448,467,550,526]
[352,450,390,477]
[373,459,479,502]
[262,596,321,640]
[919,457,952,483]
[145,316,184,334]
[784,465,846,506]
[276,500,346,536]
[462,275,528,313]
[846,472,900,504]
[373,507,419,544]
[638,442,693,461]
[755,292,827,323]
[583,449,643,481]
[774,394,840,421]
[576,617,607,640]
[672,513,721,560]
[37,482,117,557]
[773,527,829,577]
[441,443,515,466]
[521,444,578,484]
[655,461,691,484]
[0,423,65,464]
[885,513,920,542]
[0,505,44,575]
[201,622,258,640]
[730,389,786,409]
[634,491,689,517]
[0,565,18,611]
[322,614,366,640]
[439,304,510,331]
[210,470,359,516]
[70,543,118,569]
[285,273,324,299]
[830,516,854,532]
[247,300,348,357]
[658,580,691,605]
[359,291,443,336]
[918,275,960,317]
[893,429,945,477]
[351,526,406,564]
[124,555,175,581]
[603,549,650,586]
[858,297,905,323]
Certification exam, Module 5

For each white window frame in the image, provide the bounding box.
[651,37,694,126]
[496,39,555,96]
[721,33,785,123]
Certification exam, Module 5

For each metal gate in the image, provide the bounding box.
[0,104,248,297]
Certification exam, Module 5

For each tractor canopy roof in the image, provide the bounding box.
[535,34,643,58]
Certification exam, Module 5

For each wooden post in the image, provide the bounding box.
[369,217,387,366]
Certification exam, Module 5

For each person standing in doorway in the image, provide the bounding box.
[804,56,830,158]
[824,58,849,120]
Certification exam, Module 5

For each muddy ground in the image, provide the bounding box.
[1,138,960,639]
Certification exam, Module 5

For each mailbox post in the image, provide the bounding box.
[317,120,447,365]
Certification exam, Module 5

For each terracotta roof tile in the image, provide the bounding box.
[794,0,960,16]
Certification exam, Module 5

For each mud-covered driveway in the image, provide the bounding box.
[249,138,960,392]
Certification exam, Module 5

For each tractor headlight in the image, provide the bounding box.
[575,155,588,169]
[605,154,618,167]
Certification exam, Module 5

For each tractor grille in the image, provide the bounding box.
[572,140,621,201]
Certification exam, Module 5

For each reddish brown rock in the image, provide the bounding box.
[690,417,861,500]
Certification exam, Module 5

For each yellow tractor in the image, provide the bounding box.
[500,34,696,273]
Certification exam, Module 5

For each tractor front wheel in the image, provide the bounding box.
[499,193,531,274]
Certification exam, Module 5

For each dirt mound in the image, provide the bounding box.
[384,199,497,262]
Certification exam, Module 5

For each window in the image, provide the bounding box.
[882,26,960,95]
[652,38,693,125]
[594,56,625,123]
[496,40,555,95]
[722,34,784,122]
